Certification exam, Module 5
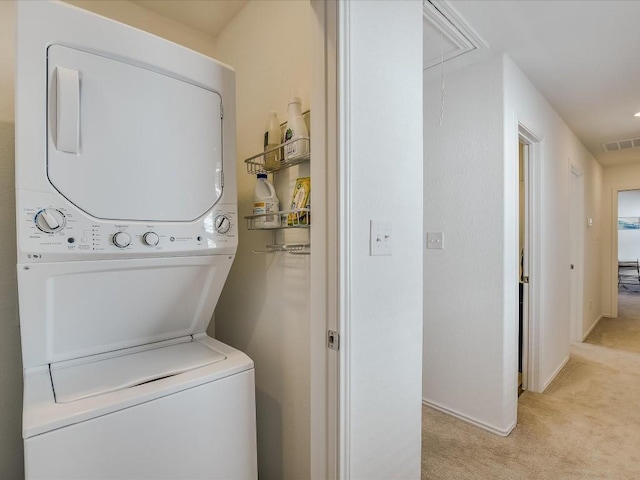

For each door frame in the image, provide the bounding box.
[609,186,640,318]
[310,1,340,478]
[518,139,530,390]
[517,124,542,393]
[569,165,585,342]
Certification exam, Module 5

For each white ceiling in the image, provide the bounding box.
[130,0,247,38]
[441,0,640,168]
[132,0,640,168]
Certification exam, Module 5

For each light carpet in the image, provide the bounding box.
[584,289,640,354]
[422,345,640,479]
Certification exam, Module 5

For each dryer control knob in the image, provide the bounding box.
[113,231,131,248]
[142,232,159,246]
[214,215,231,234]
[34,208,66,233]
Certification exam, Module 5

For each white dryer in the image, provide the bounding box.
[15,2,257,479]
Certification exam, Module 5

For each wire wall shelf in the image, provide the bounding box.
[244,137,310,174]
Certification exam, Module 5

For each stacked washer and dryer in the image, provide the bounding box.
[15,2,257,478]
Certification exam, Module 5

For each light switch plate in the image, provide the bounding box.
[427,232,444,249]
[370,220,392,256]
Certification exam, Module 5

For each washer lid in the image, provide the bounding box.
[50,337,226,404]
[47,44,224,222]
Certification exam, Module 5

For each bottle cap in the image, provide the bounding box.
[257,173,267,179]
[288,96,302,105]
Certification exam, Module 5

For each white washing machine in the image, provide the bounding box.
[15,2,257,479]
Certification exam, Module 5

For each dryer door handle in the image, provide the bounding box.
[55,66,80,154]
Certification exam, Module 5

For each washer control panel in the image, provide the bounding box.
[18,192,237,261]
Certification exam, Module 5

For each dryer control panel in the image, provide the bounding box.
[18,191,237,262]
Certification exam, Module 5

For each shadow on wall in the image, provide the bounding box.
[255,389,283,480]
[0,121,25,478]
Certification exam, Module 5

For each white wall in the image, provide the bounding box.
[342,1,424,478]
[210,2,312,479]
[423,54,603,434]
[617,190,640,261]
[601,165,640,315]
[423,55,510,433]
[0,2,23,477]
[504,55,603,382]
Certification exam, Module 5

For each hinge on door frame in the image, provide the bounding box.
[328,330,340,351]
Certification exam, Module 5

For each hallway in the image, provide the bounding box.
[422,285,640,479]
[585,287,640,354]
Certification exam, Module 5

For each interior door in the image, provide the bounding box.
[47,45,224,222]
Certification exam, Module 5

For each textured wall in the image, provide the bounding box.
[345,1,424,477]
[504,56,603,383]
[0,1,24,478]
[423,55,509,433]
[423,53,603,435]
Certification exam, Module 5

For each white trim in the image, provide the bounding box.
[582,315,603,342]
[610,188,619,319]
[309,1,338,478]
[517,124,543,393]
[541,355,570,392]
[337,1,351,478]
[428,1,489,50]
[422,399,516,437]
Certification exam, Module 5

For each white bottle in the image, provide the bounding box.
[253,173,280,228]
[283,96,309,161]
[264,111,282,170]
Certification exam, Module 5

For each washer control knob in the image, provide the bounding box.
[143,231,159,247]
[113,231,131,249]
[34,208,66,233]
[214,215,231,234]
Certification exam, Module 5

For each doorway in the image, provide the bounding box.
[517,125,542,395]
[518,140,530,394]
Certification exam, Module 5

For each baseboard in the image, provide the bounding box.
[422,398,516,437]
[541,355,570,392]
[582,314,604,341]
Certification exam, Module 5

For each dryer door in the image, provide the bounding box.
[47,45,223,222]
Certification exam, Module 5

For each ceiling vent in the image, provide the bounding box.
[603,137,640,152]
[422,0,487,71]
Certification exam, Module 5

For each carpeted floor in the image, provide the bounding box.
[584,287,640,353]
[422,292,640,479]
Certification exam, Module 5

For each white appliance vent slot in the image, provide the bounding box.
[603,137,640,152]
[422,0,487,71]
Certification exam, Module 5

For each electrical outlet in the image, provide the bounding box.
[427,232,444,249]
[370,220,392,256]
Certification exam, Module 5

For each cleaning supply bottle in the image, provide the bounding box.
[283,96,309,161]
[253,173,280,228]
[264,111,282,170]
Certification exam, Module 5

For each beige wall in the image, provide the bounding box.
[211,2,312,479]
[0,2,23,477]
[64,0,218,57]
